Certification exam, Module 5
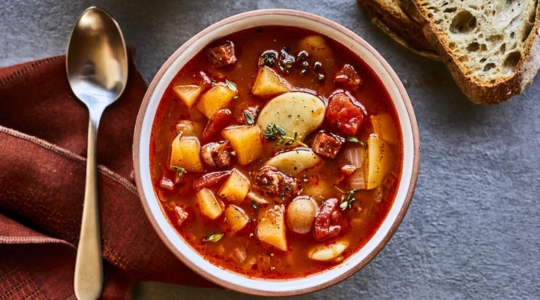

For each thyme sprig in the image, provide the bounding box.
[334,185,359,211]
[262,123,308,147]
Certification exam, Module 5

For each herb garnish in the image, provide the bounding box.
[334,185,359,211]
[251,200,258,210]
[244,110,255,125]
[202,233,224,243]
[171,166,186,180]
[260,51,277,67]
[225,79,237,92]
[262,123,308,147]
[347,136,359,143]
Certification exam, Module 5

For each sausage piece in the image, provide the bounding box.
[312,131,345,159]
[202,108,232,142]
[253,166,301,202]
[193,171,232,191]
[334,64,362,91]
[206,41,237,68]
[313,198,344,241]
[325,92,366,136]
[201,141,233,168]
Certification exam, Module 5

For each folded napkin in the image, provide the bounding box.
[0,51,214,299]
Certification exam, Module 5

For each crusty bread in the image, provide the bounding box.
[406,0,540,104]
[357,0,440,60]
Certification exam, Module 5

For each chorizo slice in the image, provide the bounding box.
[193,171,231,191]
[334,64,362,91]
[311,131,345,159]
[206,41,237,68]
[202,108,232,142]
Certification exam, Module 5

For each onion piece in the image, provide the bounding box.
[343,145,364,168]
[247,191,268,204]
[231,246,247,263]
[348,169,366,190]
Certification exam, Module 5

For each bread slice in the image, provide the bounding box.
[357,0,440,60]
[405,0,540,104]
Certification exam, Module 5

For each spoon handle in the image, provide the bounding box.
[74,120,103,300]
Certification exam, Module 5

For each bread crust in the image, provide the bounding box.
[408,0,540,104]
[357,0,439,60]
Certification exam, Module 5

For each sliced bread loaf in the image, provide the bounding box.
[407,0,540,104]
[357,0,439,60]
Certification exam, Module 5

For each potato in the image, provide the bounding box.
[286,197,317,234]
[169,135,204,172]
[364,134,393,189]
[224,205,249,234]
[172,84,202,108]
[252,66,292,96]
[175,120,203,138]
[299,35,332,62]
[371,114,399,145]
[308,241,348,261]
[257,205,287,251]
[218,169,250,204]
[257,92,325,142]
[302,177,333,202]
[265,149,323,176]
[196,188,223,219]
[196,84,237,119]
[222,125,263,165]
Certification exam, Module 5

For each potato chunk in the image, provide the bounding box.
[196,188,223,219]
[364,134,393,189]
[299,35,332,61]
[308,241,348,261]
[222,125,263,165]
[224,205,249,234]
[196,84,237,119]
[257,92,325,142]
[169,135,204,172]
[218,169,250,204]
[252,66,292,96]
[371,114,399,145]
[265,149,323,176]
[175,120,203,138]
[257,205,287,251]
[173,84,202,108]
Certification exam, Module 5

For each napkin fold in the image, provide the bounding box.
[0,51,214,299]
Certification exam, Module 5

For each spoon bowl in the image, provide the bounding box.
[66,7,127,300]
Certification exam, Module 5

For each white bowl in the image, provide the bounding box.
[133,9,420,296]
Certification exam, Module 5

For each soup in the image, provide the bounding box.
[150,26,402,279]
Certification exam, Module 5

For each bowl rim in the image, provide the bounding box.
[133,8,420,296]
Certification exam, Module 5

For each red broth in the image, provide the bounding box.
[150,26,402,279]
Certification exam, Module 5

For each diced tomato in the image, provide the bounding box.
[325,92,366,136]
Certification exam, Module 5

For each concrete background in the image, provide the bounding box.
[2,0,539,299]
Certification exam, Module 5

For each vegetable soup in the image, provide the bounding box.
[150,26,402,279]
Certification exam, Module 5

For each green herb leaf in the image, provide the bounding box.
[171,166,186,180]
[347,136,359,143]
[225,79,238,92]
[339,200,348,210]
[211,79,218,87]
[202,233,224,243]
[244,110,254,125]
[251,200,258,210]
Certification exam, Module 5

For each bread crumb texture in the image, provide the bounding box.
[416,0,539,83]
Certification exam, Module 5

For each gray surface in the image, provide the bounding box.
[2,0,539,299]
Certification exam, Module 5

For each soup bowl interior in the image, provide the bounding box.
[134,9,419,296]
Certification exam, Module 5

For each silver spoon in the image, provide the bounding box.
[66,7,128,300]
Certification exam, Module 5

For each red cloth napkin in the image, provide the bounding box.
[0,52,214,299]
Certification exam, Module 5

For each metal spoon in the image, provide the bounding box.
[66,7,128,300]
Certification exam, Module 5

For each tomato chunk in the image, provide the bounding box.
[325,92,366,136]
